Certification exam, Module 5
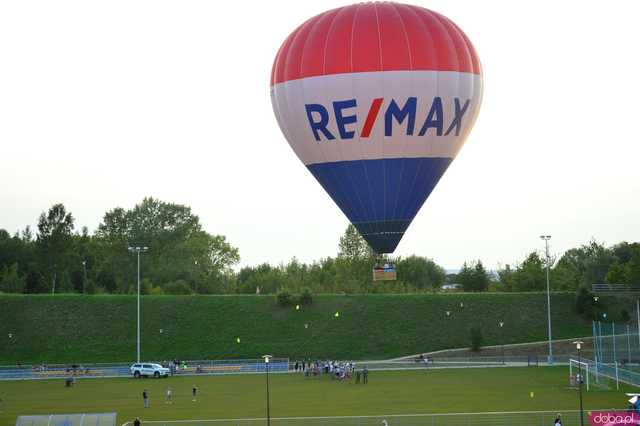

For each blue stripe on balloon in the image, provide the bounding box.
[307,157,452,253]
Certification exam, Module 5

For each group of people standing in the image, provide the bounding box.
[141,384,198,408]
[292,360,369,383]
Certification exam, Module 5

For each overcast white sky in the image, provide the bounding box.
[1,1,639,270]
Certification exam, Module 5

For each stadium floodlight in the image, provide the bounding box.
[573,340,585,426]
[262,355,273,426]
[499,321,505,364]
[128,246,149,363]
[540,235,553,365]
[82,260,87,294]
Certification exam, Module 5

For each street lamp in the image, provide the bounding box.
[573,340,585,426]
[82,260,87,294]
[262,355,273,426]
[128,246,148,363]
[540,235,553,365]
[499,321,505,364]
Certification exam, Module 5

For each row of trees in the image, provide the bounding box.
[1,199,639,294]
[0,198,239,295]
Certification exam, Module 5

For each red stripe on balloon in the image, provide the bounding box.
[360,98,384,138]
[271,2,481,86]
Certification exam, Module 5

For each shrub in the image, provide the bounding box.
[276,289,293,307]
[469,326,483,352]
[150,286,165,295]
[299,287,313,305]
[164,280,193,295]
[621,309,631,323]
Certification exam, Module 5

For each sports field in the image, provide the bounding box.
[0,367,632,425]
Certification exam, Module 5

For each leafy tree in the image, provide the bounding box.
[458,261,489,292]
[0,263,26,293]
[627,247,640,286]
[606,261,629,284]
[96,197,239,293]
[512,252,546,292]
[497,264,515,292]
[338,225,373,261]
[575,286,599,320]
[36,204,75,293]
[397,255,446,291]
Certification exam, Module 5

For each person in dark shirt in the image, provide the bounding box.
[554,414,562,426]
[192,385,197,402]
[363,366,369,384]
[143,389,149,408]
[133,418,141,426]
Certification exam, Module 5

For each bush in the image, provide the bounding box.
[150,286,165,295]
[276,289,293,307]
[299,287,313,305]
[164,280,193,295]
[621,309,631,323]
[469,326,483,352]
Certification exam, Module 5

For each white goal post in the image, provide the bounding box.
[569,359,590,391]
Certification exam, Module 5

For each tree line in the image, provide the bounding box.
[0,198,639,295]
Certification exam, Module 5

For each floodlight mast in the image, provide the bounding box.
[540,235,553,365]
[128,246,148,363]
[262,355,273,426]
[573,340,585,426]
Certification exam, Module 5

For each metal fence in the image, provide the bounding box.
[592,320,640,386]
[0,358,289,381]
[120,410,595,426]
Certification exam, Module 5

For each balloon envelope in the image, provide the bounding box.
[271,2,483,253]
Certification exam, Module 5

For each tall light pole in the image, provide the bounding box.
[128,246,148,363]
[574,340,585,426]
[82,260,87,294]
[540,235,553,365]
[499,321,505,364]
[262,355,273,426]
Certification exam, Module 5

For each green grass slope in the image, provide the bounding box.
[0,293,627,364]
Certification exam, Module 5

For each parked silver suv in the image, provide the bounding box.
[130,363,170,378]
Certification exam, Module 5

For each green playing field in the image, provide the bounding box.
[0,366,632,425]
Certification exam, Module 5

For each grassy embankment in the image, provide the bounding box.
[0,293,629,364]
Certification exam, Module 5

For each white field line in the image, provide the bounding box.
[133,409,608,424]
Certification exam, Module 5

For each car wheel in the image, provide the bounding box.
[134,371,140,378]
[154,372,160,378]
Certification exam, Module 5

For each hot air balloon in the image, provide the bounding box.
[271,2,483,255]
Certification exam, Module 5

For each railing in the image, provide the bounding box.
[0,358,289,381]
